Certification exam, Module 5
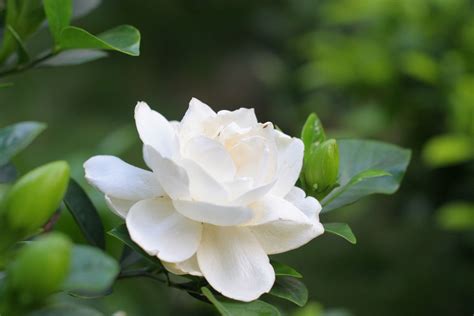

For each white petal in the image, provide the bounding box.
[84,155,163,200]
[172,200,253,226]
[231,181,275,206]
[144,146,190,200]
[135,102,178,158]
[105,196,136,218]
[126,198,202,262]
[180,159,229,204]
[285,186,322,220]
[181,98,216,127]
[247,195,310,226]
[197,226,274,302]
[270,131,304,197]
[183,136,236,182]
[162,255,202,277]
[216,108,258,129]
[250,219,324,255]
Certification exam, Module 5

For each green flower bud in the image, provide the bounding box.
[4,161,70,236]
[301,113,326,158]
[304,139,339,196]
[7,232,72,304]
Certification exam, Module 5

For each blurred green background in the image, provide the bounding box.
[1,0,473,315]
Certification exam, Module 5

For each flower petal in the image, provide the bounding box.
[197,225,275,302]
[144,146,190,200]
[216,108,258,129]
[172,200,253,226]
[126,198,202,262]
[179,159,229,204]
[285,186,322,220]
[162,254,202,277]
[247,195,309,226]
[105,196,136,218]
[270,131,304,197]
[135,102,178,158]
[183,136,236,182]
[84,155,163,200]
[231,180,275,206]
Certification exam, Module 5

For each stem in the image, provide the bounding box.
[0,52,56,79]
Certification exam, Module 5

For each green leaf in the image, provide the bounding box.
[322,139,411,212]
[63,178,105,249]
[59,25,140,56]
[62,245,119,297]
[37,49,107,67]
[6,24,29,64]
[323,223,357,244]
[269,276,308,307]
[0,121,46,166]
[43,0,73,44]
[201,287,281,316]
[0,0,45,63]
[436,201,474,231]
[30,303,104,316]
[0,82,14,88]
[271,261,302,278]
[422,134,473,168]
[108,224,162,266]
[0,163,17,183]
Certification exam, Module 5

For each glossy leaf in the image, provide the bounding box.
[269,276,308,307]
[201,287,281,316]
[108,224,162,266]
[43,0,73,44]
[59,25,140,56]
[30,304,103,316]
[0,121,46,165]
[38,49,107,67]
[62,245,119,297]
[323,223,357,244]
[63,178,105,249]
[271,261,302,278]
[322,139,411,212]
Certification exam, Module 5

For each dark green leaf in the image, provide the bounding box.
[38,49,107,67]
[0,121,46,165]
[59,25,140,56]
[201,287,281,316]
[63,178,105,249]
[108,224,162,266]
[6,24,29,63]
[0,163,17,183]
[62,245,119,297]
[322,139,411,212]
[269,277,308,307]
[43,0,72,44]
[0,0,44,63]
[271,261,302,278]
[29,303,103,316]
[323,223,357,244]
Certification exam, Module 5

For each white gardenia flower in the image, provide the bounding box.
[84,98,324,302]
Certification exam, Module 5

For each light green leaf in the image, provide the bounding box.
[269,277,308,307]
[436,201,474,231]
[201,287,281,316]
[323,223,357,244]
[0,121,46,165]
[322,139,411,212]
[30,303,104,316]
[271,260,302,278]
[59,25,140,56]
[422,134,473,168]
[43,0,73,44]
[38,49,107,67]
[62,245,119,297]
